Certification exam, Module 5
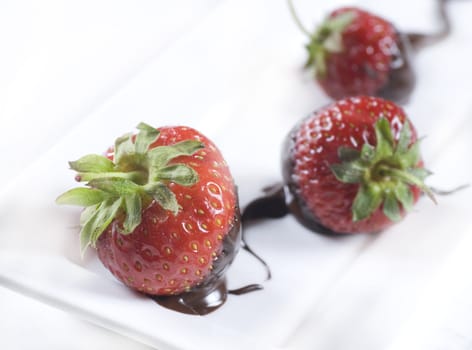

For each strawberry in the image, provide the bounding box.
[288,2,415,103]
[282,96,434,234]
[57,123,240,296]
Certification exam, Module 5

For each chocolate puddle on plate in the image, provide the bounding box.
[149,212,270,315]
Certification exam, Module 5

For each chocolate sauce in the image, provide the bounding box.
[377,32,416,105]
[229,284,264,295]
[241,185,289,223]
[241,182,346,238]
[152,278,229,315]
[150,212,242,315]
[239,184,296,281]
[406,0,452,51]
[151,276,265,315]
[241,238,272,281]
[382,0,454,103]
[150,208,268,315]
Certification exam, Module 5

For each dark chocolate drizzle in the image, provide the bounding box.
[241,183,347,238]
[373,0,455,104]
[150,212,243,315]
[406,0,452,51]
[229,284,264,295]
[151,278,229,315]
[241,115,365,236]
[241,236,272,281]
[240,184,291,282]
[150,207,269,315]
[241,185,289,223]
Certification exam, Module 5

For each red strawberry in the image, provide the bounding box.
[57,123,240,296]
[289,3,415,103]
[282,96,434,234]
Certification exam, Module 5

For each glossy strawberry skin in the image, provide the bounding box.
[317,8,413,102]
[283,96,422,234]
[96,126,239,295]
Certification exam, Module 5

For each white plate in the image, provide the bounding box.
[1,0,472,349]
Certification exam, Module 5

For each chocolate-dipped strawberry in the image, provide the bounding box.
[282,96,435,234]
[243,97,435,235]
[57,123,241,314]
[288,0,453,103]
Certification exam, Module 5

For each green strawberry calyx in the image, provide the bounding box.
[56,123,204,254]
[304,11,355,76]
[330,117,436,223]
[287,1,355,76]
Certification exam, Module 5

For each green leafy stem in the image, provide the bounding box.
[56,123,204,254]
[330,117,435,222]
[287,0,355,76]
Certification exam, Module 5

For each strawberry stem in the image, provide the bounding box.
[57,123,204,254]
[431,184,469,196]
[377,165,437,204]
[331,117,434,222]
[303,11,355,77]
[287,0,312,37]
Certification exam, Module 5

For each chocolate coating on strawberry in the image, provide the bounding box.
[301,6,415,103]
[376,32,415,103]
[289,1,458,103]
[150,218,243,315]
[57,123,243,314]
[282,96,434,234]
